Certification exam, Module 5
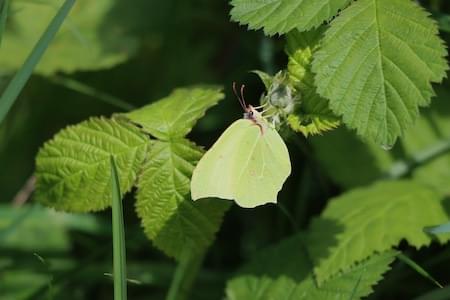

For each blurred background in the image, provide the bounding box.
[0,0,450,299]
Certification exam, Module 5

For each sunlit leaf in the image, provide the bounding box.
[307,180,449,285]
[226,233,397,300]
[35,117,149,212]
[313,0,448,145]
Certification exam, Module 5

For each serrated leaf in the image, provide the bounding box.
[286,28,340,136]
[313,0,448,145]
[125,87,224,140]
[307,180,449,285]
[226,233,397,300]
[135,139,229,260]
[0,0,136,74]
[287,114,339,136]
[35,117,149,212]
[230,0,352,36]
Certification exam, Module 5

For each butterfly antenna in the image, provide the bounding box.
[232,82,247,111]
[240,84,248,109]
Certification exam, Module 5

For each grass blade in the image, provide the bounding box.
[0,0,9,46]
[0,0,76,124]
[110,156,127,300]
[49,75,135,111]
[425,222,450,235]
[397,253,443,289]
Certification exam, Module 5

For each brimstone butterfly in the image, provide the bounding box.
[191,84,292,208]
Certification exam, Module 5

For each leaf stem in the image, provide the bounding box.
[166,249,205,300]
[0,0,76,124]
[386,138,450,179]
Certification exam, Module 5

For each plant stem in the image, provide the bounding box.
[166,249,205,300]
[0,0,76,124]
[386,138,450,179]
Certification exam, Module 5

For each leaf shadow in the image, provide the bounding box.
[151,197,231,260]
[306,217,345,275]
[233,218,343,284]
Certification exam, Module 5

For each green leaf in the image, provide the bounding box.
[125,87,224,140]
[35,117,149,212]
[313,0,448,146]
[110,156,128,300]
[307,180,449,285]
[226,233,397,300]
[286,27,340,136]
[251,70,273,90]
[135,139,229,260]
[230,0,352,36]
[0,204,100,251]
[0,0,136,74]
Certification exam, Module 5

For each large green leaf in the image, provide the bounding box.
[35,117,149,212]
[230,0,351,36]
[135,139,229,260]
[307,180,449,285]
[313,0,448,146]
[0,0,136,74]
[226,233,397,300]
[286,27,340,136]
[125,87,224,140]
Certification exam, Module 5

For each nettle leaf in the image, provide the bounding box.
[35,117,148,212]
[307,180,449,285]
[226,233,397,300]
[125,87,224,140]
[135,139,229,259]
[230,0,352,36]
[313,0,448,146]
[0,0,136,74]
[286,27,340,136]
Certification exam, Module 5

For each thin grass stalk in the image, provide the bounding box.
[0,0,76,124]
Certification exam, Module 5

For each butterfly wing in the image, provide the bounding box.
[233,124,291,207]
[191,119,291,208]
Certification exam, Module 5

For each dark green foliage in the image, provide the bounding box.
[2,0,450,299]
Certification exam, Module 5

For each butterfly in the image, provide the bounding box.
[190,83,291,208]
